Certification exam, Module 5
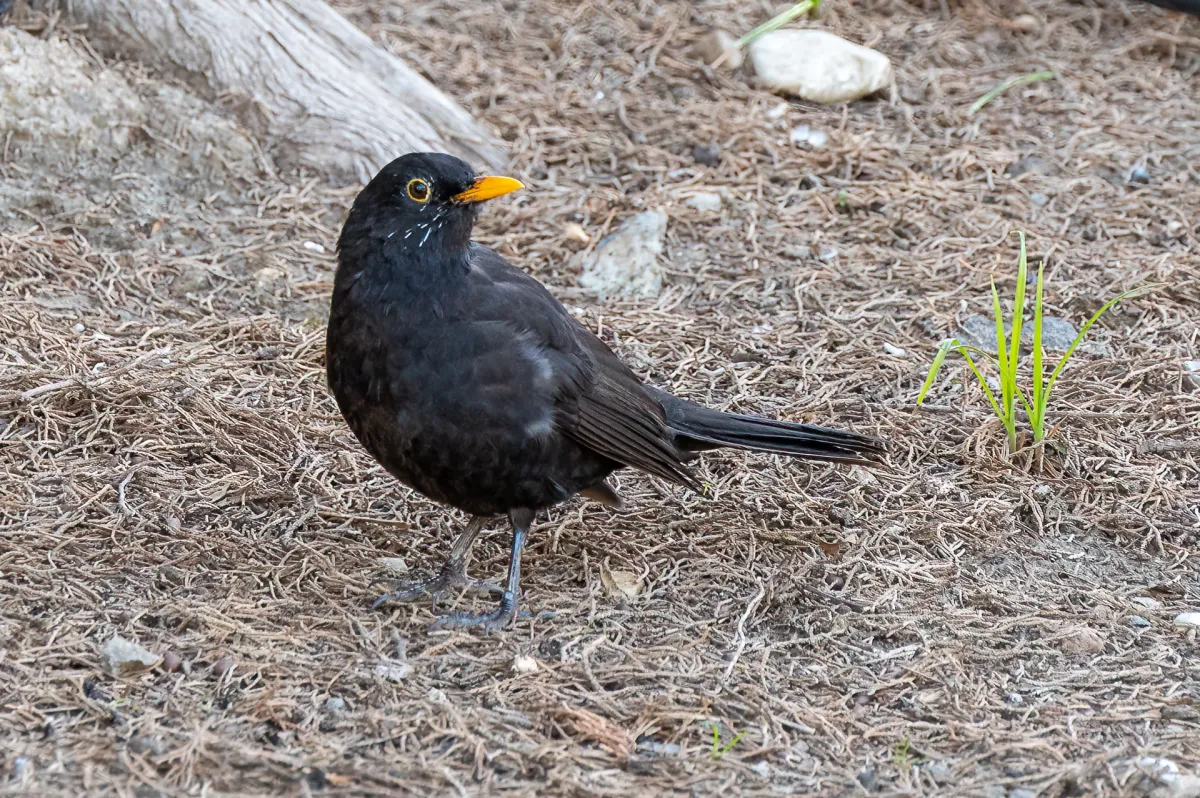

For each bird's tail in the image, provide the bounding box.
[650,389,885,465]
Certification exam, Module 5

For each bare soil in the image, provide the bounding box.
[2,0,1199,796]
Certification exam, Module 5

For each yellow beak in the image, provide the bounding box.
[451,175,525,204]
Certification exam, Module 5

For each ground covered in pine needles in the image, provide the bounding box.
[2,0,1199,795]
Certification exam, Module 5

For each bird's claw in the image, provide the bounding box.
[428,591,519,635]
[372,560,502,609]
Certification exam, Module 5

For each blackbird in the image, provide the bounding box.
[326,152,884,632]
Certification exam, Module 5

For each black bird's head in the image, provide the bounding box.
[339,152,523,265]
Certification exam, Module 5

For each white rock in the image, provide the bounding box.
[765,102,789,120]
[789,125,829,148]
[512,654,539,674]
[748,30,891,105]
[682,192,723,212]
[102,636,160,677]
[1131,596,1162,610]
[1173,612,1200,628]
[1011,14,1041,32]
[692,28,743,69]
[577,210,667,299]
[882,342,907,357]
[302,241,325,253]
[1184,360,1200,389]
[379,557,409,576]
[374,661,412,683]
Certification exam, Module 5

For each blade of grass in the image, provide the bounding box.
[1030,257,1047,442]
[1006,234,1029,452]
[735,0,819,48]
[968,70,1055,116]
[1043,285,1161,399]
[990,277,1016,452]
[953,343,1004,422]
[915,340,953,407]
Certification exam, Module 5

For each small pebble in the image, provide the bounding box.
[161,651,183,673]
[636,739,682,756]
[378,557,408,576]
[302,241,325,253]
[324,697,346,713]
[1129,615,1151,628]
[563,222,589,243]
[683,192,722,212]
[374,661,412,683]
[1030,192,1050,207]
[12,756,32,782]
[1173,612,1200,628]
[1010,13,1040,32]
[73,323,85,333]
[692,143,721,166]
[1183,360,1200,389]
[1008,789,1037,798]
[1006,692,1024,705]
[749,761,771,778]
[128,736,167,757]
[512,654,539,674]
[102,636,160,677]
[1129,165,1150,184]
[1131,596,1162,610]
[925,761,952,783]
[211,656,236,677]
[789,125,828,148]
[882,342,907,357]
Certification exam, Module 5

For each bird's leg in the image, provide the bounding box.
[429,508,533,634]
[372,516,502,608]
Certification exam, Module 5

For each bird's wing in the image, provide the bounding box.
[465,245,698,490]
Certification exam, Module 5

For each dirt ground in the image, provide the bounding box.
[2,0,1200,795]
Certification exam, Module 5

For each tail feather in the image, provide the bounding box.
[649,389,885,465]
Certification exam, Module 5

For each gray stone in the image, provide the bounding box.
[924,761,952,783]
[374,661,412,683]
[128,736,167,757]
[682,192,722,212]
[1036,316,1079,351]
[102,636,160,677]
[1129,615,1151,628]
[577,210,668,299]
[1006,155,1060,178]
[1183,360,1200,390]
[692,143,721,166]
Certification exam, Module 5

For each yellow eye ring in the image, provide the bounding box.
[406,178,430,203]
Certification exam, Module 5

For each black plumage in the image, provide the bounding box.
[326,153,884,632]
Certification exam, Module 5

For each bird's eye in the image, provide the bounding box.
[406,178,430,203]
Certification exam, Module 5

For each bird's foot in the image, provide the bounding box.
[372,559,502,609]
[428,590,519,635]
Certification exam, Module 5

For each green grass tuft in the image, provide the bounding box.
[916,232,1158,464]
[709,722,748,761]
